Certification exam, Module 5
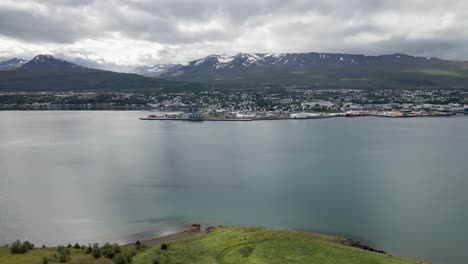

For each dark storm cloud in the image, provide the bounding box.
[1,0,468,65]
[0,8,98,43]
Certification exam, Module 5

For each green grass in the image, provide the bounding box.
[0,247,112,264]
[402,69,465,77]
[132,226,429,264]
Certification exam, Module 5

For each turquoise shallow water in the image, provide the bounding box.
[0,111,467,263]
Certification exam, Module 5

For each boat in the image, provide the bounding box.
[465,105,468,114]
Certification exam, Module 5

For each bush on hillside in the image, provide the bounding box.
[85,244,92,254]
[101,242,121,259]
[113,253,129,264]
[92,243,101,258]
[42,256,50,264]
[10,240,34,254]
[57,246,71,263]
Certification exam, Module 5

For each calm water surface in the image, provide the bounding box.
[0,111,467,263]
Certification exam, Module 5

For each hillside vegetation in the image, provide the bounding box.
[0,227,429,264]
[133,226,428,264]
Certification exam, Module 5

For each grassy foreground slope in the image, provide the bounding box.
[133,226,428,264]
[0,248,112,264]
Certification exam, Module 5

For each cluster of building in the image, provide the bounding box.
[1,89,468,118]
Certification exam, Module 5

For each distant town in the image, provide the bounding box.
[1,88,468,119]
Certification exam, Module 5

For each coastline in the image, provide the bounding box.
[124,225,206,247]
[0,225,431,264]
[139,112,465,122]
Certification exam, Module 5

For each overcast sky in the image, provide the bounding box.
[1,0,468,70]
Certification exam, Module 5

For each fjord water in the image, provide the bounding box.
[0,112,467,263]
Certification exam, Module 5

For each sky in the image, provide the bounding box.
[1,0,468,71]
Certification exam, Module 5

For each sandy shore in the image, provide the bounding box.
[124,225,206,247]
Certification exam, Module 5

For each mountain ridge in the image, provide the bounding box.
[0,55,209,92]
[0,58,27,71]
[154,52,468,89]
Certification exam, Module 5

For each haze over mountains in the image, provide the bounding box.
[1,52,468,91]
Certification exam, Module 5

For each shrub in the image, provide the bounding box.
[85,244,92,254]
[161,243,168,250]
[113,253,129,264]
[23,241,34,251]
[67,243,72,248]
[135,241,148,252]
[10,240,34,254]
[42,256,49,264]
[101,243,121,259]
[73,243,81,249]
[57,246,71,263]
[10,240,22,254]
[92,243,101,258]
[153,260,160,264]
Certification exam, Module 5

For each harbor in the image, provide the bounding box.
[140,110,464,121]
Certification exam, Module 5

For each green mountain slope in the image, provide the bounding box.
[0,55,209,92]
[160,52,468,89]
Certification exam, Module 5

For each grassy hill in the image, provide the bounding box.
[0,247,112,264]
[0,226,429,264]
[134,226,428,264]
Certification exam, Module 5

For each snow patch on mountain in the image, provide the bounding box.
[133,64,178,76]
[0,58,28,70]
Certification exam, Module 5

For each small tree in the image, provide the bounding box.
[85,244,92,254]
[23,241,34,251]
[113,253,128,264]
[10,240,33,254]
[92,243,101,258]
[42,256,50,264]
[57,246,71,263]
[161,243,168,250]
[73,243,81,249]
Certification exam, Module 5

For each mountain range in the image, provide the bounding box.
[153,52,468,89]
[0,55,208,92]
[0,58,27,71]
[1,52,468,91]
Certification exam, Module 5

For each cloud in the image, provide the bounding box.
[1,0,468,68]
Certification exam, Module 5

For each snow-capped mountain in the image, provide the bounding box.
[20,55,95,73]
[166,52,445,73]
[159,52,464,89]
[0,58,27,70]
[133,64,179,76]
[0,54,209,92]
